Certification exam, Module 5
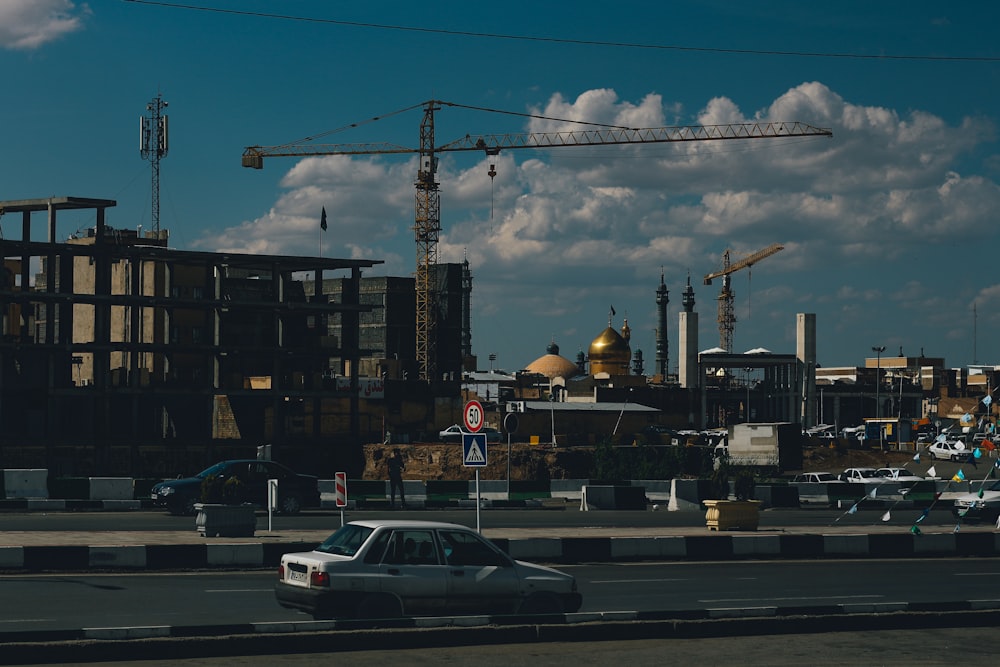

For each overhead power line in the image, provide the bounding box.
[123,1,1000,63]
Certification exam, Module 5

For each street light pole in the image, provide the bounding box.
[744,367,753,423]
[872,345,885,450]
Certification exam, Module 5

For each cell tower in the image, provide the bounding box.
[140,93,169,234]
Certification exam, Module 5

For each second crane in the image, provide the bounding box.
[703,243,785,353]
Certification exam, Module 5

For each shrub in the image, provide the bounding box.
[201,474,245,504]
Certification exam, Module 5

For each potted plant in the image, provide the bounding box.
[195,474,256,538]
[704,466,760,531]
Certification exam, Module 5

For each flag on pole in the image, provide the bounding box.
[321,207,328,231]
[610,305,616,317]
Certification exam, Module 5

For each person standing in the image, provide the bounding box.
[387,448,406,509]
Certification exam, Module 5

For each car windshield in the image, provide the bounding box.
[856,470,878,478]
[316,524,375,556]
[195,462,230,479]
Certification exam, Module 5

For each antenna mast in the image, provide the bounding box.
[140,93,169,235]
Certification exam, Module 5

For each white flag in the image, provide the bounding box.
[927,465,937,478]
[881,510,891,522]
[869,488,878,498]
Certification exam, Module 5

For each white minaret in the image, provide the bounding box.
[797,313,817,427]
[678,275,698,389]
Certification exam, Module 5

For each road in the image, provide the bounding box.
[2,559,998,632]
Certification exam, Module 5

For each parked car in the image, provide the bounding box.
[274,519,582,619]
[791,472,844,484]
[953,479,1000,522]
[839,467,884,483]
[642,424,677,444]
[150,459,320,516]
[438,424,502,443]
[874,467,924,483]
[927,440,968,461]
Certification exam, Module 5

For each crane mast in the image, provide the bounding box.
[703,243,784,352]
[244,101,830,381]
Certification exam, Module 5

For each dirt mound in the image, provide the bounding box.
[799,444,914,474]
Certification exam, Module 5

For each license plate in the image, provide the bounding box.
[289,570,307,583]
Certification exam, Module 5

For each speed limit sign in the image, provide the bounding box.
[463,400,484,433]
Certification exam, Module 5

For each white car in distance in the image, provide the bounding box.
[874,468,925,483]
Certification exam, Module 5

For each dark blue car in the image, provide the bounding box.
[151,459,321,516]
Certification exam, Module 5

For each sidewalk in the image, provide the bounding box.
[2,520,998,571]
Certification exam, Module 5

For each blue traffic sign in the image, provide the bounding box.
[462,433,488,467]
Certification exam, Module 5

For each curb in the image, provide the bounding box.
[3,531,1000,571]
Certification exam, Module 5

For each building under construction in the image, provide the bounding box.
[0,197,385,478]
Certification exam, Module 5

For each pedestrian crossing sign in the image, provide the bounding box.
[462,433,488,467]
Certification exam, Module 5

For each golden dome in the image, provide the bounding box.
[589,325,631,376]
[589,327,630,361]
[525,341,580,380]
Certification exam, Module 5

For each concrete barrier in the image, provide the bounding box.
[580,485,646,510]
[669,478,709,511]
[3,469,48,499]
[88,477,135,501]
[550,479,589,501]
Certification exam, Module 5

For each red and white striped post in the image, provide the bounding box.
[335,472,347,526]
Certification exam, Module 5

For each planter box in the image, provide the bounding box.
[703,499,760,531]
[195,503,257,538]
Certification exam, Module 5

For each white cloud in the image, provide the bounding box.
[0,0,88,50]
[199,83,1000,367]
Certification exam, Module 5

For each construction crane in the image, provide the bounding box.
[243,100,830,381]
[703,243,784,353]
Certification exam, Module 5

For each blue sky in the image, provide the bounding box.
[4,1,1000,373]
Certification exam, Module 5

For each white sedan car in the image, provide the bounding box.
[953,480,1000,522]
[275,519,582,619]
[840,467,884,483]
[927,440,968,461]
[874,468,925,483]
[438,424,503,443]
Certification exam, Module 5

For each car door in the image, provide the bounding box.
[438,528,521,614]
[377,529,449,615]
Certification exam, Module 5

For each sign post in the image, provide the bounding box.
[503,412,519,499]
[267,478,278,532]
[463,429,488,533]
[463,400,486,532]
[335,471,348,527]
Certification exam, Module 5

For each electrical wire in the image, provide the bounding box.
[122,1,1000,63]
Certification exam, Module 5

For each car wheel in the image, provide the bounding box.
[279,494,302,515]
[355,593,403,620]
[517,591,564,615]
